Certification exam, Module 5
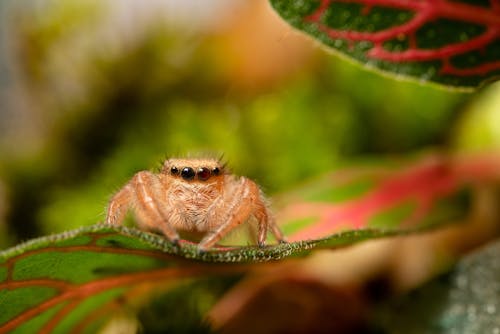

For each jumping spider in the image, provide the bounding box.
[106,158,287,251]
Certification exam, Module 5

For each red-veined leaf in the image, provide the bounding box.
[270,0,500,89]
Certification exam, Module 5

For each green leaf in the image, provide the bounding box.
[269,0,500,90]
[276,153,500,242]
[0,226,449,333]
[378,238,500,333]
[1,153,499,332]
[0,226,248,333]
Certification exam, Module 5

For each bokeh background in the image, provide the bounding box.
[0,0,499,265]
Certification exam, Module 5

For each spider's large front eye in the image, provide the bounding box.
[197,167,211,181]
[181,167,195,180]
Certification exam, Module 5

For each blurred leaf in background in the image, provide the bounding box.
[452,81,500,151]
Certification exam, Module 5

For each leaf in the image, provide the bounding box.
[0,226,249,333]
[1,153,499,332]
[269,0,500,90]
[276,153,500,242]
[378,238,500,333]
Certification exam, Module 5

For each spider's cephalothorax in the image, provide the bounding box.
[106,158,286,251]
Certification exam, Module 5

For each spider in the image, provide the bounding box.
[105,157,287,251]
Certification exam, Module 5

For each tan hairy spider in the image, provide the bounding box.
[106,157,287,251]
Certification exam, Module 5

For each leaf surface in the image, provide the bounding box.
[0,227,249,333]
[270,0,500,89]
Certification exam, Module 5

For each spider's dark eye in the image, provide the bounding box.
[181,167,195,180]
[170,166,179,175]
[212,167,220,176]
[197,167,211,181]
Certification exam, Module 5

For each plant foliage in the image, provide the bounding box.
[270,0,500,89]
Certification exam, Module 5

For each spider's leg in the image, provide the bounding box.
[252,200,270,247]
[106,184,133,225]
[252,193,287,246]
[197,178,256,251]
[267,212,287,244]
[131,171,180,243]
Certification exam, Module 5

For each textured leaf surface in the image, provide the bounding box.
[270,0,500,89]
[379,239,500,333]
[0,226,249,333]
[1,153,500,333]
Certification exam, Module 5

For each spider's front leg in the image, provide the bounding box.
[197,177,286,251]
[106,171,180,245]
[106,183,134,226]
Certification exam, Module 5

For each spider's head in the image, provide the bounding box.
[162,158,225,182]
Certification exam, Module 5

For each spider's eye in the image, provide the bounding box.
[212,167,220,176]
[170,166,179,175]
[197,167,211,181]
[181,167,195,180]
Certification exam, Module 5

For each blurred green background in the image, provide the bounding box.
[0,0,499,248]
